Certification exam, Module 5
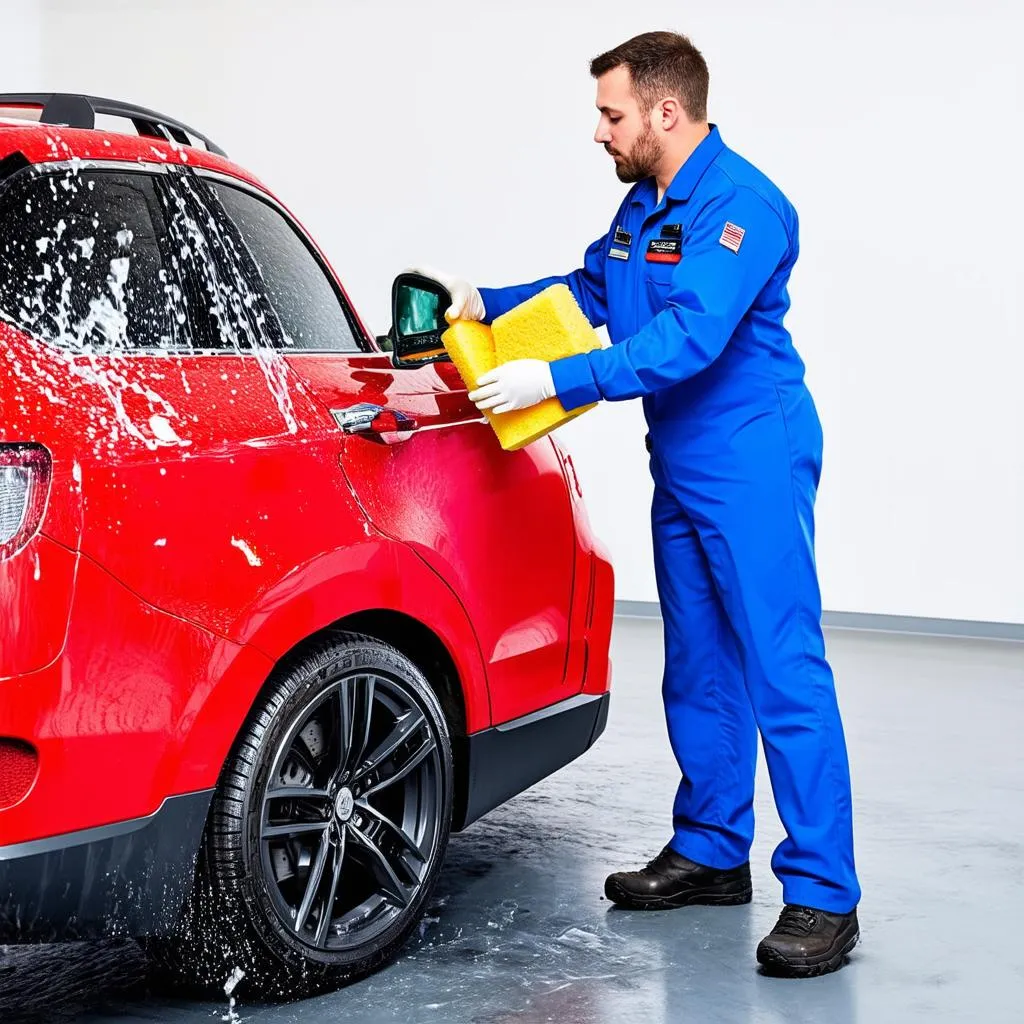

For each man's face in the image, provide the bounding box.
[593,66,663,183]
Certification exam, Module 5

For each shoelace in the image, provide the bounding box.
[773,906,819,937]
[646,849,688,874]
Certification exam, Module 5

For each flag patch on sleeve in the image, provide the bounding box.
[719,222,745,253]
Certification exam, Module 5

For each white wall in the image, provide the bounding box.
[1,0,42,85]
[33,0,1024,623]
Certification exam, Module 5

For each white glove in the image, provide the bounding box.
[404,265,485,323]
[468,359,556,414]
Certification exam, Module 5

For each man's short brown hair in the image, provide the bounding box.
[590,31,709,122]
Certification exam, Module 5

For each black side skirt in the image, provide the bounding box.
[454,691,610,831]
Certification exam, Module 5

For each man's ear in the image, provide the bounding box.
[657,97,682,131]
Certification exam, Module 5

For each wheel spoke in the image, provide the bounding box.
[357,800,426,864]
[338,678,355,772]
[315,830,346,947]
[333,893,388,937]
[354,709,428,783]
[348,823,411,908]
[261,820,330,841]
[340,675,375,780]
[264,785,330,802]
[360,732,436,798]
[294,831,331,934]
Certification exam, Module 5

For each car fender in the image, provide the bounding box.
[163,536,491,796]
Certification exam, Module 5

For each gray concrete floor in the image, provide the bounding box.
[2,618,1023,1022]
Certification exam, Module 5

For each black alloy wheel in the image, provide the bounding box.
[258,668,444,950]
[149,633,454,999]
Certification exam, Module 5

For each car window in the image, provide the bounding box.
[209,181,362,353]
[0,169,189,350]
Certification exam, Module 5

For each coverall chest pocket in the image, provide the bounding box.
[644,266,674,310]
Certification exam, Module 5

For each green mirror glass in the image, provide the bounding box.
[389,273,452,368]
[396,284,442,336]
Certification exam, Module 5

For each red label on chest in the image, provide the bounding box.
[645,238,681,264]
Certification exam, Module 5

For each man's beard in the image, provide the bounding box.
[610,124,663,183]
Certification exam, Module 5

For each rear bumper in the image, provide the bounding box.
[0,789,211,941]
[454,691,610,830]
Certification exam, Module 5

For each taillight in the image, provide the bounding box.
[0,444,52,560]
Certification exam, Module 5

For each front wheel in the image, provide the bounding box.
[151,632,454,999]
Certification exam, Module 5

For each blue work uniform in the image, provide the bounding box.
[479,125,860,914]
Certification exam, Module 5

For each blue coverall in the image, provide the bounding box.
[479,126,860,914]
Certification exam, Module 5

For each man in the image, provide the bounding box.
[412,30,860,977]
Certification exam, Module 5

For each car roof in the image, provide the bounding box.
[0,106,267,194]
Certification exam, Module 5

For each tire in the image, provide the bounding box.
[148,631,454,999]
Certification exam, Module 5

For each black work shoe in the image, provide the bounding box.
[756,904,860,977]
[604,846,753,910]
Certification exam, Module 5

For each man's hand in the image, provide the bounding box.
[468,359,556,414]
[404,265,485,323]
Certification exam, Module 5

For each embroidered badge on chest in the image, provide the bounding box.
[719,222,745,253]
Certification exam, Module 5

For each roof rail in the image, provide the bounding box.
[0,93,227,156]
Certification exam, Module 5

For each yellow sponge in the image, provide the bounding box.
[442,284,601,452]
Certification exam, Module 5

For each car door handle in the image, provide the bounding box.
[332,403,418,443]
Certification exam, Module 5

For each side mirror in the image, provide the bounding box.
[389,273,453,369]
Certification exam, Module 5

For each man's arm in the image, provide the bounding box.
[550,188,790,411]
[477,233,610,327]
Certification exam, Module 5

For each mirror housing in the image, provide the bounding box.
[389,273,453,369]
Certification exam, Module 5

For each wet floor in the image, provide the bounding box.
[3,617,1023,1022]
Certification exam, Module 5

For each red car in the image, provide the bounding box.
[0,94,614,997]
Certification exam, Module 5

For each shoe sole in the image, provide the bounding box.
[604,878,753,911]
[756,930,860,978]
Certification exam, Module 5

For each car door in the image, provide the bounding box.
[202,176,580,725]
